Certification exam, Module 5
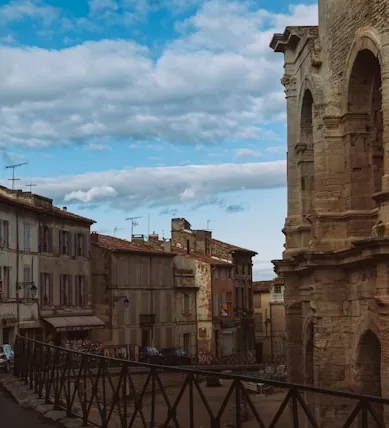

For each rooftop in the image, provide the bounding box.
[0,186,95,224]
[211,238,257,256]
[252,280,273,293]
[172,244,232,266]
[91,233,175,256]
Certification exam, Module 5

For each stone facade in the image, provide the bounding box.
[271,2,389,425]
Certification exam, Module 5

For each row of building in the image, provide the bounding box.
[0,185,284,363]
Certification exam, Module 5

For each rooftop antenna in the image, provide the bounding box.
[125,216,142,240]
[113,227,123,237]
[5,162,28,190]
[206,220,214,231]
[25,183,36,192]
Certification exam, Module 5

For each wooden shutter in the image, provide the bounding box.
[49,273,54,305]
[68,275,73,305]
[82,235,87,258]
[40,273,45,306]
[38,226,43,252]
[58,230,62,255]
[68,232,72,256]
[83,276,89,306]
[48,228,53,253]
[59,275,63,306]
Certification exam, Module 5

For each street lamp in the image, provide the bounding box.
[112,295,130,308]
[17,282,37,299]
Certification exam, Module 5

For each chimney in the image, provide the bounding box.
[63,206,67,211]
[90,232,98,243]
[163,240,172,253]
[132,234,145,241]
[148,232,159,241]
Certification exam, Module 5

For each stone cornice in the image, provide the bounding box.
[270,26,319,53]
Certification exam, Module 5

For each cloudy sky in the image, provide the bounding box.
[0,0,318,279]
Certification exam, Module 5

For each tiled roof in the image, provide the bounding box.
[252,280,273,293]
[92,233,175,256]
[211,238,257,255]
[0,188,95,224]
[172,245,232,266]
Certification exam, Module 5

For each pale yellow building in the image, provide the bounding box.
[253,278,286,363]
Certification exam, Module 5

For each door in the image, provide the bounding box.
[255,342,263,363]
[141,329,150,347]
[222,332,234,356]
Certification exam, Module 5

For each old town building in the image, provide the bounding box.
[90,233,177,352]
[0,186,100,345]
[253,278,286,363]
[171,218,257,361]
[271,0,389,423]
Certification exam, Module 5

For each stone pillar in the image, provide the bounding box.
[377,29,389,229]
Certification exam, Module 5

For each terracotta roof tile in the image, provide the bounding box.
[252,280,273,293]
[172,245,232,266]
[0,187,94,224]
[211,238,257,255]
[92,234,175,256]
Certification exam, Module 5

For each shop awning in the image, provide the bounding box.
[43,316,105,332]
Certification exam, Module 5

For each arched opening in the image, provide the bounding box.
[354,330,382,424]
[299,90,315,217]
[347,49,383,211]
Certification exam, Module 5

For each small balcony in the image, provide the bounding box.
[270,293,284,303]
[139,314,155,326]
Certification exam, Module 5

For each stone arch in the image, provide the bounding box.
[298,75,324,122]
[342,28,383,212]
[342,27,382,113]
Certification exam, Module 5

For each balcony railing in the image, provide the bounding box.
[13,335,389,428]
[270,293,284,303]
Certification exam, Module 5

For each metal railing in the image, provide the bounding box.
[13,335,389,427]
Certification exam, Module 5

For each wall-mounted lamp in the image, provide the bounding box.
[17,282,37,299]
[112,296,130,308]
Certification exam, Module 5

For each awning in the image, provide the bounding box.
[43,316,105,332]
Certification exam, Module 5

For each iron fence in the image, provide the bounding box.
[13,335,389,427]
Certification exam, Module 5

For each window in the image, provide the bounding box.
[220,268,226,280]
[60,275,71,306]
[226,292,232,317]
[255,313,263,332]
[75,275,88,306]
[76,234,87,257]
[183,293,190,314]
[23,265,31,299]
[3,267,11,298]
[183,333,190,355]
[39,226,52,253]
[213,294,219,316]
[24,223,30,252]
[214,268,219,280]
[59,231,72,256]
[40,273,53,306]
[274,285,282,294]
[0,220,10,248]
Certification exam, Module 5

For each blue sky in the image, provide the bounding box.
[0,0,318,279]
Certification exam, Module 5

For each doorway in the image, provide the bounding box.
[141,329,150,347]
[255,342,263,363]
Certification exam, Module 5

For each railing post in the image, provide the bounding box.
[291,387,300,428]
[150,367,156,428]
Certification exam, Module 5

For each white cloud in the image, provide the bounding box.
[0,0,59,25]
[64,185,118,203]
[265,145,285,154]
[234,148,261,158]
[0,1,318,149]
[23,160,286,210]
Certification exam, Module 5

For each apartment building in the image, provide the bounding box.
[171,218,257,361]
[90,233,177,350]
[253,277,286,363]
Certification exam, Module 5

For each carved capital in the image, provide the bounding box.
[311,38,322,69]
[281,74,297,97]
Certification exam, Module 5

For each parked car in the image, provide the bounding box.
[138,346,163,364]
[161,348,191,366]
[0,344,14,372]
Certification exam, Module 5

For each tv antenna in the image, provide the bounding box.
[25,183,36,192]
[125,216,142,240]
[206,220,214,231]
[5,162,28,190]
[113,226,123,237]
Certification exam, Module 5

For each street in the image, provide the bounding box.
[0,386,62,427]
